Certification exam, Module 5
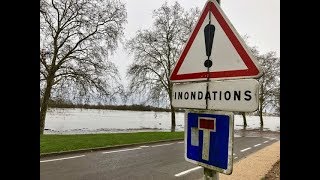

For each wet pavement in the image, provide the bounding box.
[234,129,280,139]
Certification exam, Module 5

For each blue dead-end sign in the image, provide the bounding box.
[185,110,234,174]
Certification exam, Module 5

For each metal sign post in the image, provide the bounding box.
[204,168,219,180]
[205,1,219,179]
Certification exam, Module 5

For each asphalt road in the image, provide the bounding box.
[40,136,279,180]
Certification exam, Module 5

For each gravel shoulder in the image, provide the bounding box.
[218,141,280,180]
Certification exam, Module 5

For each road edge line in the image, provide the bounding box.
[40,138,183,158]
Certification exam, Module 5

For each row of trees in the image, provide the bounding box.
[40,0,280,134]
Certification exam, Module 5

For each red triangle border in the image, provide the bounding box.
[170,1,261,81]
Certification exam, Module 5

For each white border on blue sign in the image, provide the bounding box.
[184,109,234,175]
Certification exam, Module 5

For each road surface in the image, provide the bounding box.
[40,136,279,180]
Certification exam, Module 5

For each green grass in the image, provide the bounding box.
[40,131,184,154]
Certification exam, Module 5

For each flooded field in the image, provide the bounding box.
[44,108,280,134]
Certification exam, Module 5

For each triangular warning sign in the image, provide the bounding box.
[170,0,263,82]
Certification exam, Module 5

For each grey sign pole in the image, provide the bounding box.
[204,168,219,180]
[203,1,219,180]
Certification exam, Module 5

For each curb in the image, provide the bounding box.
[40,138,184,158]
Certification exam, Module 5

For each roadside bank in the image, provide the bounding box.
[198,141,280,180]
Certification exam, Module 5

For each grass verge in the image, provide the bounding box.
[41,131,184,154]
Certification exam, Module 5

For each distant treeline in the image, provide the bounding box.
[45,99,274,116]
[47,100,184,112]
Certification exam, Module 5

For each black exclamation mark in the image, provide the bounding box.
[204,22,215,68]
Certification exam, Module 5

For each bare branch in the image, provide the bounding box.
[40,0,127,106]
[126,1,199,109]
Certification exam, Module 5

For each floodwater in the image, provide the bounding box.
[44,108,280,134]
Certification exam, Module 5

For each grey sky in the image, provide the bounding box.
[109,0,280,86]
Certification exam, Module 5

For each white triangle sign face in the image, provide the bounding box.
[170,0,263,82]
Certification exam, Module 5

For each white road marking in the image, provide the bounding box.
[139,145,149,148]
[234,157,238,159]
[240,147,252,152]
[175,166,203,177]
[102,147,142,154]
[254,143,261,147]
[233,153,236,155]
[40,155,85,163]
[263,141,269,143]
[177,142,184,144]
[151,143,174,147]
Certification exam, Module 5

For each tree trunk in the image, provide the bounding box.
[259,103,264,127]
[168,82,176,132]
[169,92,176,132]
[241,112,247,127]
[170,105,176,132]
[259,83,264,127]
[40,77,53,134]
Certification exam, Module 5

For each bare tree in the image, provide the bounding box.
[273,86,280,116]
[255,50,280,126]
[40,0,127,134]
[238,42,280,126]
[125,1,200,132]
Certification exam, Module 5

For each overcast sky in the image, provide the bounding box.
[109,0,280,87]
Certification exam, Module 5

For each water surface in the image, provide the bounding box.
[45,108,280,134]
